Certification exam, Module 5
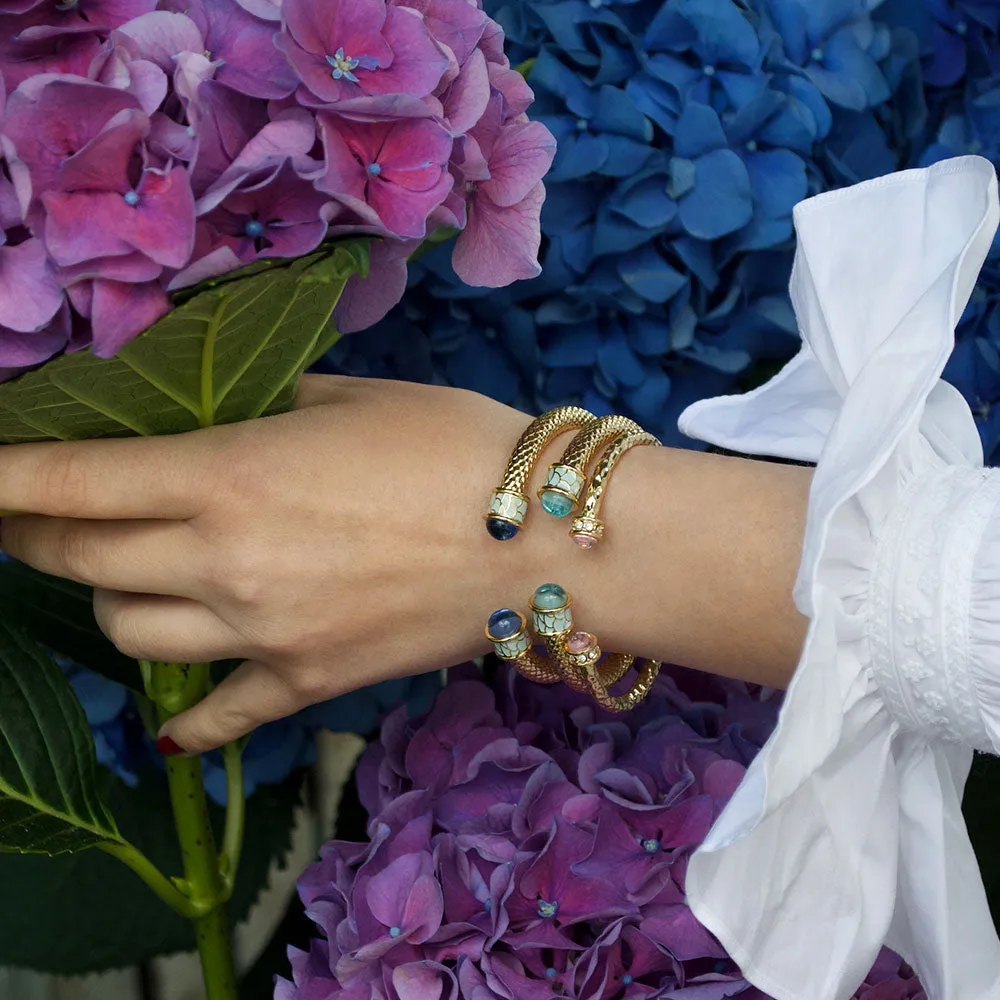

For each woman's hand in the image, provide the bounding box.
[0,375,543,753]
[0,373,812,754]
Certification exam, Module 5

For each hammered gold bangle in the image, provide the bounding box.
[484,405,593,541]
[570,430,661,549]
[485,583,660,713]
[537,414,643,520]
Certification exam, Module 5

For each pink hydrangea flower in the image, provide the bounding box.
[0,0,554,373]
[453,95,556,287]
[276,0,448,111]
[317,114,453,239]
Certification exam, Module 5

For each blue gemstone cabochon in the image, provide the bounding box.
[487,608,522,640]
[486,517,519,541]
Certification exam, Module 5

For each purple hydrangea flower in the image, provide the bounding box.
[278,665,929,999]
[119,4,298,99]
[317,114,453,240]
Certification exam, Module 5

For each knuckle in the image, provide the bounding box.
[39,448,92,512]
[218,552,268,607]
[56,525,99,582]
[98,603,145,658]
[290,667,331,703]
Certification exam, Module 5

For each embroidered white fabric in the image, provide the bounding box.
[677,156,1000,1000]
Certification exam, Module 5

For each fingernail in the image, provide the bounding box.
[157,735,185,756]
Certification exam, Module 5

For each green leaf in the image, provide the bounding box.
[0,619,124,854]
[0,766,304,974]
[0,560,141,694]
[0,238,369,444]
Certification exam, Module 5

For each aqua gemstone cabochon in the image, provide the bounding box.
[540,490,576,517]
[532,583,567,609]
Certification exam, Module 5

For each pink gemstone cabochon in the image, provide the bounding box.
[567,631,596,653]
[573,533,598,549]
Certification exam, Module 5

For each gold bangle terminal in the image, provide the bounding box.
[485,583,660,712]
[538,414,643,519]
[570,430,661,549]
[485,406,593,541]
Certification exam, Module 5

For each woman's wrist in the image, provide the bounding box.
[474,410,812,689]
[448,389,811,691]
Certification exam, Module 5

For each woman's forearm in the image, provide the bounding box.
[508,429,812,689]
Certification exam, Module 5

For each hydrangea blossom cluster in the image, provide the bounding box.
[0,0,555,373]
[277,664,926,999]
[326,0,1000,460]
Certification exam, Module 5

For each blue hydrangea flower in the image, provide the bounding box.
[63,659,143,789]
[760,0,892,111]
[342,0,1000,470]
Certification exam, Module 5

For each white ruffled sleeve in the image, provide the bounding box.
[677,155,1000,1000]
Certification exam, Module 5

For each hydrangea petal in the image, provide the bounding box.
[454,181,544,286]
[0,311,69,366]
[335,238,412,334]
[679,149,752,240]
[113,11,205,69]
[184,0,297,99]
[392,962,454,1000]
[0,238,63,332]
[364,7,449,99]
[480,121,556,208]
[441,48,490,136]
[674,101,727,159]
[43,165,196,268]
[89,277,169,356]
[56,111,148,194]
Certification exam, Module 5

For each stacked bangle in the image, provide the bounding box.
[485,407,661,549]
[483,407,663,712]
[486,583,661,713]
[484,405,593,541]
[538,413,642,520]
[570,430,660,549]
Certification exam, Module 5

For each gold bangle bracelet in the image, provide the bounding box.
[537,414,643,520]
[484,405,594,541]
[485,584,660,712]
[570,430,661,549]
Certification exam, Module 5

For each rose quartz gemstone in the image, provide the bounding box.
[573,533,598,549]
[567,631,595,654]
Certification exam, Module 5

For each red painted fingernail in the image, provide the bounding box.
[157,735,185,756]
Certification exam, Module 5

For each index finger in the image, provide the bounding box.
[0,433,209,520]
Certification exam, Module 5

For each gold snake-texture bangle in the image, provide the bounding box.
[486,585,657,711]
[537,414,643,518]
[570,430,661,549]
[584,657,662,712]
[545,635,634,693]
[485,405,594,541]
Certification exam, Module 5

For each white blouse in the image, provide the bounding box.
[678,155,1000,1000]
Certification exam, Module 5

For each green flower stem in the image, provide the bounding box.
[156,663,238,1000]
[218,738,245,901]
[97,841,209,919]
